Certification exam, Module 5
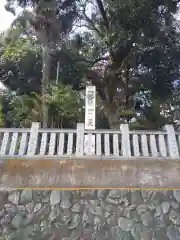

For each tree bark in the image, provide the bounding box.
[125,61,130,110]
[102,103,120,129]
[41,45,50,128]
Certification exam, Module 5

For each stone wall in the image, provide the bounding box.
[0,190,180,239]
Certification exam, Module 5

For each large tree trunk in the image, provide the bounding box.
[102,103,120,129]
[41,45,50,128]
[106,113,120,129]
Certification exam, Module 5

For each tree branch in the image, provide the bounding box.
[86,69,107,101]
[111,37,134,62]
[76,56,109,65]
[95,0,109,31]
[78,7,104,38]
[92,56,109,65]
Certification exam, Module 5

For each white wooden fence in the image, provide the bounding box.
[0,122,179,159]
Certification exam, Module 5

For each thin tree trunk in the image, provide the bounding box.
[56,61,60,85]
[41,45,50,128]
[125,61,130,123]
[60,116,63,128]
[125,67,129,110]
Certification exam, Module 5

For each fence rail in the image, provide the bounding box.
[0,122,179,159]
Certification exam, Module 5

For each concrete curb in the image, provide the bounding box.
[0,159,180,189]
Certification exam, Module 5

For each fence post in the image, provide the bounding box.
[164,124,179,159]
[27,122,40,156]
[76,123,84,156]
[120,124,131,157]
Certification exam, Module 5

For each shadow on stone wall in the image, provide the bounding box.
[0,190,180,239]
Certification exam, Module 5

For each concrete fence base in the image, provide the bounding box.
[0,159,180,189]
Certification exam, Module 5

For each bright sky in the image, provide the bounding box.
[0,0,16,32]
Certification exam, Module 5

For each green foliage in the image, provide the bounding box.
[75,0,180,128]
[4,93,39,127]
[1,0,180,129]
[119,109,136,118]
[46,84,84,128]
[51,47,88,89]
[0,36,42,94]
[2,37,39,61]
[0,34,88,94]
[130,99,170,130]
[4,84,84,128]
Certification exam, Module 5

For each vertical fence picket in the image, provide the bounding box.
[58,133,65,155]
[48,133,56,155]
[158,135,167,157]
[76,123,84,156]
[104,134,110,156]
[27,122,40,156]
[113,134,119,156]
[178,135,180,152]
[120,124,131,157]
[40,133,47,155]
[132,134,140,156]
[0,132,9,155]
[67,133,73,155]
[141,134,149,156]
[84,134,95,155]
[165,125,179,158]
[19,133,28,155]
[150,134,158,157]
[9,132,18,155]
[96,134,101,156]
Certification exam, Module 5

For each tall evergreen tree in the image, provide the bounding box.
[5,0,79,127]
[75,0,180,128]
